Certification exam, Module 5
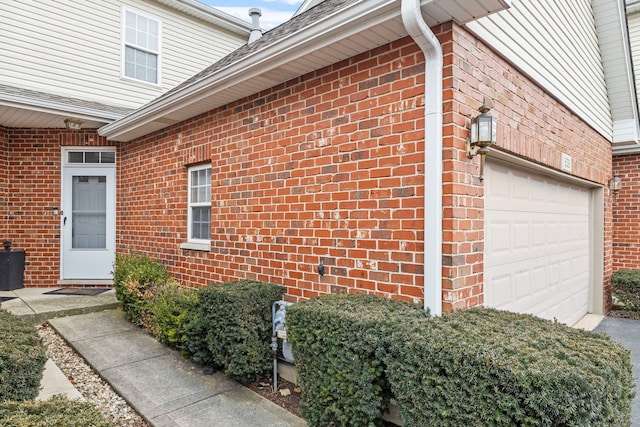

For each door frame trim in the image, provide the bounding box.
[60,147,117,280]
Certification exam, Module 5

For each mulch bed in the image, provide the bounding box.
[247,376,302,418]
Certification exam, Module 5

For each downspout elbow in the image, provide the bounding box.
[401,0,443,316]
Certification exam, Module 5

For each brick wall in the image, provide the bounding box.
[5,129,108,286]
[613,153,640,271]
[117,23,613,311]
[443,23,613,311]
[119,35,429,302]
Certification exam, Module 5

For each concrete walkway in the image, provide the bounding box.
[49,310,305,427]
[0,288,305,427]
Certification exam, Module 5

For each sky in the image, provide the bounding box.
[202,0,304,30]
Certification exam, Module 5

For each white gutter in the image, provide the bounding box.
[401,0,442,316]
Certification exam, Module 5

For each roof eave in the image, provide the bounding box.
[100,0,511,142]
[156,0,252,36]
[596,0,640,152]
[0,94,127,123]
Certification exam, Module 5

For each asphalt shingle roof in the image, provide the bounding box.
[150,0,356,106]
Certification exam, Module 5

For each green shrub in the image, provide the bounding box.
[286,294,429,427]
[612,269,640,311]
[147,281,199,353]
[0,395,111,426]
[0,309,47,401]
[112,252,171,325]
[612,269,640,293]
[194,281,285,384]
[384,308,634,427]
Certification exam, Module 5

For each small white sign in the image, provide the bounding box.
[561,153,572,173]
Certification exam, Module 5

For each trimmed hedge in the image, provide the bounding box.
[112,252,171,325]
[286,294,429,427]
[147,281,199,353]
[612,269,640,311]
[385,309,634,427]
[192,281,285,384]
[0,395,111,426]
[288,295,634,427]
[0,309,47,402]
[113,253,286,384]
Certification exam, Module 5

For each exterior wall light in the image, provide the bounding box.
[64,118,84,130]
[609,175,622,195]
[466,104,497,180]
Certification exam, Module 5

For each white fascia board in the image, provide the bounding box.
[157,0,252,36]
[612,143,640,154]
[0,95,125,123]
[100,0,401,141]
[597,0,640,145]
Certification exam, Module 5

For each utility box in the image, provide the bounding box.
[0,241,25,291]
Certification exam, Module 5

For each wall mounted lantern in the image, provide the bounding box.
[466,104,497,180]
[609,175,622,196]
[64,118,84,130]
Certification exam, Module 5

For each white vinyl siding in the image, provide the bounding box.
[0,0,247,109]
[465,0,612,141]
[123,8,160,85]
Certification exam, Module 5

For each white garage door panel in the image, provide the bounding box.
[485,161,591,326]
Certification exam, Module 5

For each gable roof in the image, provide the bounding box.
[99,0,511,142]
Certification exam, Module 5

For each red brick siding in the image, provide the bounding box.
[443,23,613,312]
[5,129,108,286]
[118,37,428,303]
[118,23,613,311]
[613,153,640,271]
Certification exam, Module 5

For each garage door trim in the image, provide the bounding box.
[484,151,604,323]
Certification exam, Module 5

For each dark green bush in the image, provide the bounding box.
[112,252,171,325]
[612,269,640,293]
[0,395,111,426]
[286,294,429,427]
[147,281,199,353]
[0,309,47,402]
[193,281,285,384]
[612,269,640,311]
[384,308,634,427]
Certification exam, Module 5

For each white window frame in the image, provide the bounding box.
[121,7,162,86]
[185,164,211,248]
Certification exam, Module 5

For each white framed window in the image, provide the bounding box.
[122,8,161,85]
[187,164,211,245]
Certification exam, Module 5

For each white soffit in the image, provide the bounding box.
[0,104,110,129]
[155,0,251,36]
[100,0,510,142]
[595,0,640,152]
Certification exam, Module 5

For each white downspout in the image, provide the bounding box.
[401,0,442,316]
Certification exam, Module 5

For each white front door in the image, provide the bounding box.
[61,149,116,280]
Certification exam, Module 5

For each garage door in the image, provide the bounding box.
[484,160,591,326]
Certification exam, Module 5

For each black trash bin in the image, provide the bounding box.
[0,241,25,291]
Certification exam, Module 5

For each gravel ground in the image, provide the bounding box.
[37,323,149,427]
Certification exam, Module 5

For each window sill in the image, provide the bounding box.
[180,242,210,252]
